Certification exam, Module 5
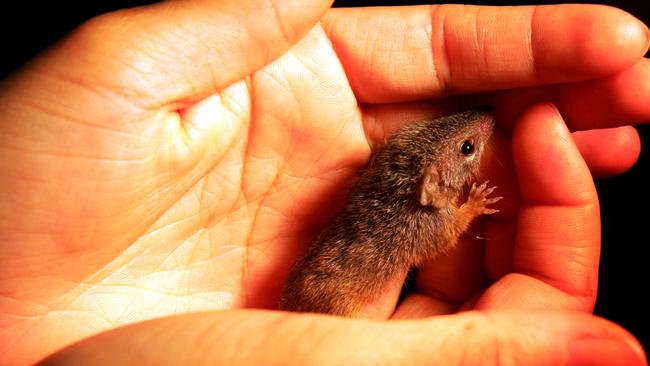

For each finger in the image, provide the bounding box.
[479,58,650,130]
[38,309,646,366]
[17,0,334,109]
[479,125,639,284]
[323,4,649,103]
[559,59,650,129]
[484,125,639,280]
[573,126,641,178]
[479,103,600,312]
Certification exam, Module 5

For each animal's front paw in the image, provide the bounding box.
[465,181,502,216]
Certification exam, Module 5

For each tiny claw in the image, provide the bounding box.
[486,196,503,204]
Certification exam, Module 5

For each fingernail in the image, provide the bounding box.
[569,337,647,366]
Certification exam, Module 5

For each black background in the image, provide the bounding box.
[1,0,647,356]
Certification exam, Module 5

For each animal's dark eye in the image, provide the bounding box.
[461,140,475,155]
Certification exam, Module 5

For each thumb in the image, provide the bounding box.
[12,0,333,109]
[38,309,646,366]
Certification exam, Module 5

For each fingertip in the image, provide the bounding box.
[513,103,596,205]
[585,5,650,73]
[567,314,648,366]
[410,310,646,366]
[573,126,641,178]
[533,5,650,80]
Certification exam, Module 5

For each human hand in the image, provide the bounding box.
[0,1,648,364]
[38,103,648,366]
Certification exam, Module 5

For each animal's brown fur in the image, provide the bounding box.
[279,110,500,316]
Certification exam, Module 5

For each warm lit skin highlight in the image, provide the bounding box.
[0,1,648,365]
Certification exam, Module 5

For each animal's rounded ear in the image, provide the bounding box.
[419,166,448,208]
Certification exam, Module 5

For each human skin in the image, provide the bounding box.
[0,1,649,365]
